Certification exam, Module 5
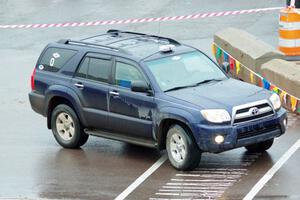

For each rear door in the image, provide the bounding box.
[70,53,112,130]
[108,57,156,139]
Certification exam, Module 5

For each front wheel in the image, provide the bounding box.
[166,125,201,171]
[245,138,274,153]
[51,104,89,148]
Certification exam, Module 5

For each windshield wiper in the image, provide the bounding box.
[164,85,193,92]
[164,79,224,93]
[193,78,223,86]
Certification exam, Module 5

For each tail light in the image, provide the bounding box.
[31,68,36,91]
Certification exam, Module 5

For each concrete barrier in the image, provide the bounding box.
[214,27,284,74]
[262,59,300,98]
[213,27,300,113]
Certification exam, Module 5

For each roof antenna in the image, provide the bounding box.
[107,29,120,37]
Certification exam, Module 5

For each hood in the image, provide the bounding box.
[165,78,272,111]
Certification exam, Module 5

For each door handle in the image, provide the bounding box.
[74,82,84,89]
[109,91,119,96]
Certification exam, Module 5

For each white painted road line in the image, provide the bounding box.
[159,189,225,193]
[171,178,239,182]
[162,185,229,189]
[195,168,248,171]
[115,154,167,200]
[175,174,242,178]
[166,182,233,186]
[151,154,260,200]
[155,192,223,196]
[189,170,247,175]
[243,138,300,200]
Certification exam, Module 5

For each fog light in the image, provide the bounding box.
[214,135,225,144]
[283,118,288,129]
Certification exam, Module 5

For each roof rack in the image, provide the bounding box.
[59,39,128,54]
[107,29,181,45]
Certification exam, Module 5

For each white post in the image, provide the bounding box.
[290,0,296,7]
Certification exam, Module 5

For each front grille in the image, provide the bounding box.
[232,100,274,124]
[235,103,269,114]
[237,124,280,140]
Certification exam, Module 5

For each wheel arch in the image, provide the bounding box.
[45,86,86,129]
[156,108,198,150]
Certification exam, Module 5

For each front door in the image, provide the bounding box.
[108,58,155,139]
[70,53,112,130]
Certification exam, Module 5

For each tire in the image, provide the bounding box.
[78,132,89,147]
[245,138,274,153]
[51,104,89,148]
[166,124,201,171]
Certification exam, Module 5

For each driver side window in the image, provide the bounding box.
[115,61,146,89]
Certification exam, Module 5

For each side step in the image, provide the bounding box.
[84,129,158,148]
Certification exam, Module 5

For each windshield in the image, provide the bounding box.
[146,51,227,92]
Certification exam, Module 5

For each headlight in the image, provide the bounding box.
[200,109,231,123]
[269,93,281,111]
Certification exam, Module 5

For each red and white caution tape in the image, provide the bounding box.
[0,7,282,29]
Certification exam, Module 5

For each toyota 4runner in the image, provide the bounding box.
[29,30,288,170]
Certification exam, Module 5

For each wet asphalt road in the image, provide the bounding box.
[1,0,300,199]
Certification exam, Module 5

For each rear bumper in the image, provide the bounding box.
[193,108,287,153]
[28,91,46,116]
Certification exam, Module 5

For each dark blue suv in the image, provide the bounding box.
[29,30,287,170]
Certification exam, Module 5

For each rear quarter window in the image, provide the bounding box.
[38,47,77,72]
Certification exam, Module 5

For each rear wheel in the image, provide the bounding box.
[245,138,274,153]
[166,125,201,171]
[51,104,89,148]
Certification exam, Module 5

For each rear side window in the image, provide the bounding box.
[75,57,112,83]
[76,57,89,78]
[88,58,111,82]
[39,48,77,72]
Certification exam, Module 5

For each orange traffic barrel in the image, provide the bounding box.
[279,7,300,57]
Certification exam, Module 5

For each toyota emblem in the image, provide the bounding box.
[249,107,259,116]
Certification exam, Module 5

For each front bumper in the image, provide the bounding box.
[192,108,287,153]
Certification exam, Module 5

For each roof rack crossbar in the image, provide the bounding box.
[81,33,109,41]
[65,40,128,53]
[107,29,181,45]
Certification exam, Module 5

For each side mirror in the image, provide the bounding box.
[221,62,230,73]
[131,81,151,93]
